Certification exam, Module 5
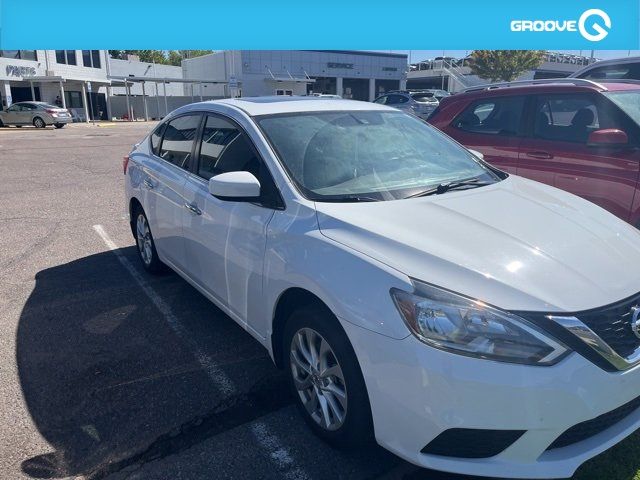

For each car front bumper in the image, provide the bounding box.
[340,318,640,479]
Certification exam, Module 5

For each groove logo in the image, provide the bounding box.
[510,9,611,42]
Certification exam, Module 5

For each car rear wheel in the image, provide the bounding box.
[0,118,4,127]
[283,304,373,448]
[133,207,165,274]
[33,117,46,129]
[54,123,65,129]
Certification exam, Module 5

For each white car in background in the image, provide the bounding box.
[0,101,71,128]
[124,96,640,479]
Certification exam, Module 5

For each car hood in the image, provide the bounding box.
[315,176,640,312]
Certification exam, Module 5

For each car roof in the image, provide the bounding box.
[571,56,640,77]
[209,96,395,116]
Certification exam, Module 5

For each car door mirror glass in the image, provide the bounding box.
[208,171,261,200]
[587,128,628,147]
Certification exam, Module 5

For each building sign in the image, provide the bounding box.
[328,62,354,69]
[6,65,37,77]
[382,67,398,71]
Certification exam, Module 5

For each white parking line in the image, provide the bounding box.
[92,224,235,395]
[92,224,310,479]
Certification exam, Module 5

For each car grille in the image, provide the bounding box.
[577,293,640,359]
[547,395,640,450]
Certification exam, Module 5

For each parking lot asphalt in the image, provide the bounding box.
[1,122,639,480]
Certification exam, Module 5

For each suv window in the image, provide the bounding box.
[577,62,640,80]
[197,114,283,208]
[158,114,201,169]
[533,95,601,143]
[454,96,525,136]
[386,94,408,105]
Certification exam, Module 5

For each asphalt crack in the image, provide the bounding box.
[86,371,294,479]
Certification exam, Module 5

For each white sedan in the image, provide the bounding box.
[124,96,640,479]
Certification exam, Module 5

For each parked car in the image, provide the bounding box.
[571,56,640,80]
[125,96,640,479]
[373,90,439,119]
[428,79,640,227]
[0,101,72,128]
[308,93,342,99]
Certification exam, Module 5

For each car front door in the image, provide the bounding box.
[143,113,202,269]
[4,104,24,124]
[182,113,280,327]
[445,95,526,174]
[519,92,639,222]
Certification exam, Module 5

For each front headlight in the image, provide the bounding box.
[391,281,569,365]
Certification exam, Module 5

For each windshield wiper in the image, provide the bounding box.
[317,195,382,203]
[405,178,493,199]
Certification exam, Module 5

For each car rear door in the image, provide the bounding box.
[143,113,202,269]
[182,113,279,327]
[518,92,639,222]
[440,95,526,174]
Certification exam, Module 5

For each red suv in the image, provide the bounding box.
[428,79,640,227]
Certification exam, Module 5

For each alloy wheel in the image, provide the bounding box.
[136,214,153,266]
[290,327,348,431]
[34,117,45,128]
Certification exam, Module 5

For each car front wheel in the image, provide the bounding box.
[134,208,164,274]
[284,304,373,448]
[33,117,46,128]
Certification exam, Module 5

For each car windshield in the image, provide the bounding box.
[604,90,640,125]
[257,111,500,201]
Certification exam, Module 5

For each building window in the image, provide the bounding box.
[64,91,84,109]
[55,50,77,65]
[0,50,37,61]
[276,89,293,96]
[82,50,101,69]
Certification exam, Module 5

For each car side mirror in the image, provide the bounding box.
[208,171,261,201]
[468,149,484,160]
[587,129,628,147]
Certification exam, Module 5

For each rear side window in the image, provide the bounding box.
[386,94,408,105]
[533,95,600,143]
[373,96,388,104]
[454,96,525,136]
[158,115,201,169]
[150,123,166,156]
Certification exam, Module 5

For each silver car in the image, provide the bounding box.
[373,91,439,119]
[0,101,72,129]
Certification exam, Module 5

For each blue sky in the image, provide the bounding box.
[385,50,640,62]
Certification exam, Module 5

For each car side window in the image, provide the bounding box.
[158,114,201,169]
[533,95,603,144]
[197,114,283,208]
[7,104,21,112]
[373,96,388,105]
[454,96,525,136]
[386,94,408,105]
[150,123,166,156]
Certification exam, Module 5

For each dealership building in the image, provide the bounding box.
[1,50,407,120]
[182,50,408,101]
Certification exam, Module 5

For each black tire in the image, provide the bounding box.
[33,117,46,129]
[54,123,65,129]
[0,118,4,127]
[132,206,165,274]
[283,304,374,449]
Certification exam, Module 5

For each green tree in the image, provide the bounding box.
[468,50,546,82]
[137,50,170,65]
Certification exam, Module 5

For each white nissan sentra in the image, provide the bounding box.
[124,97,640,479]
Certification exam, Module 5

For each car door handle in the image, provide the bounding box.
[525,151,553,160]
[143,179,155,190]
[184,203,202,215]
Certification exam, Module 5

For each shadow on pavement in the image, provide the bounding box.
[17,247,288,479]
